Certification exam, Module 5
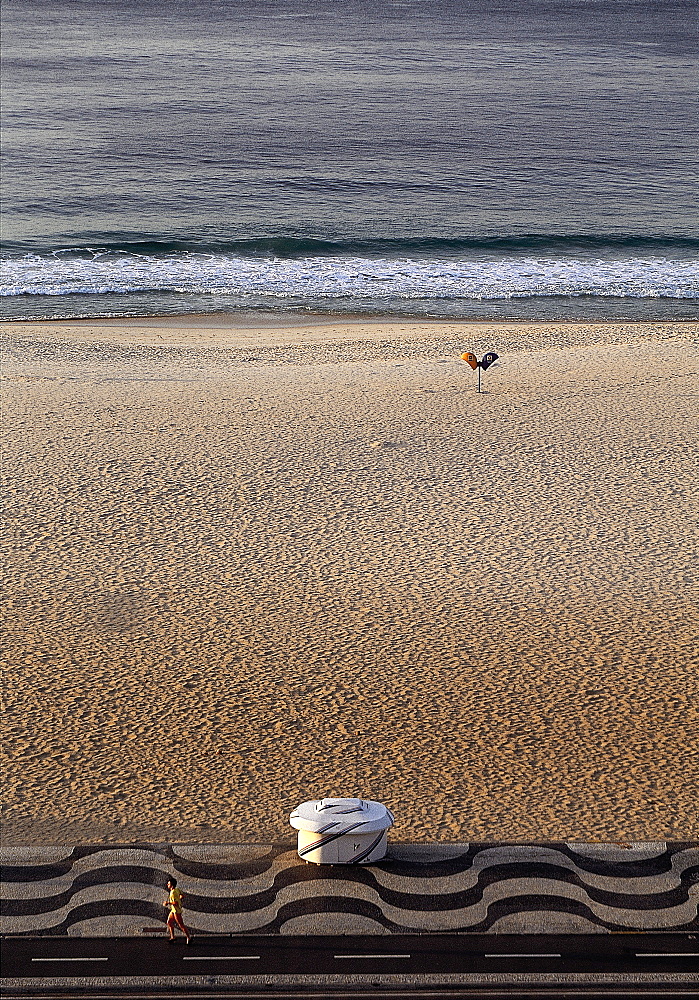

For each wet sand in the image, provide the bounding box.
[2,318,698,844]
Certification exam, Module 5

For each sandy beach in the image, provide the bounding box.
[1,317,698,845]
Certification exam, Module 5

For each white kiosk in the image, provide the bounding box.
[290,797,394,864]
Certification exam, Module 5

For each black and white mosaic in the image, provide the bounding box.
[2,842,697,937]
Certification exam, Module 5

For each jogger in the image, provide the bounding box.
[163,877,192,943]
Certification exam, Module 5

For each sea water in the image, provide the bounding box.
[1,0,697,322]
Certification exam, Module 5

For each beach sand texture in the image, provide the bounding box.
[2,320,698,845]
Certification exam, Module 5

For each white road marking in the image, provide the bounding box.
[182,955,261,961]
[334,953,411,959]
[485,953,562,958]
[31,957,108,962]
[636,952,699,957]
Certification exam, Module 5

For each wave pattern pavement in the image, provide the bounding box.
[2,842,697,937]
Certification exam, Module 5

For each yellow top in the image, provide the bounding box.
[168,887,184,912]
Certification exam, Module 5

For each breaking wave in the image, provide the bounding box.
[2,242,698,302]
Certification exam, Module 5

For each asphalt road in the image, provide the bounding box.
[2,933,698,981]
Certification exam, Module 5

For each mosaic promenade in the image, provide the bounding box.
[2,841,697,938]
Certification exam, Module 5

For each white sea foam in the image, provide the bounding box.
[1,252,697,300]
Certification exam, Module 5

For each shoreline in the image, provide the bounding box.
[5,311,699,326]
[4,313,699,327]
[2,320,698,845]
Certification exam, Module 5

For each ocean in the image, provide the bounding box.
[1,0,698,322]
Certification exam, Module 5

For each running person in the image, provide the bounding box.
[163,877,192,943]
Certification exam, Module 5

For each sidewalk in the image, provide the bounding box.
[2,841,697,937]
